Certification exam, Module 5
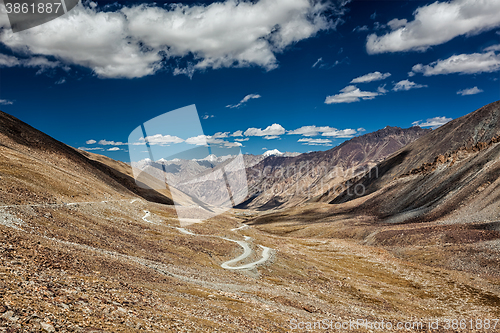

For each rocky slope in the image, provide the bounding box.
[0,111,173,206]
[329,100,500,224]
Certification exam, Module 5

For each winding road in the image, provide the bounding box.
[142,210,272,270]
[0,197,272,271]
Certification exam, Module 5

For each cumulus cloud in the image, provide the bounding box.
[393,80,428,91]
[366,0,500,54]
[264,135,280,140]
[0,99,13,105]
[244,123,286,137]
[457,86,484,96]
[226,94,261,108]
[411,51,500,76]
[350,71,391,83]
[108,147,121,151]
[298,138,332,146]
[0,0,340,78]
[412,116,452,129]
[86,139,97,144]
[234,138,249,142]
[287,125,337,136]
[325,85,380,104]
[321,128,357,138]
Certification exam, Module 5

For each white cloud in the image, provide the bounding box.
[321,129,357,138]
[141,134,184,145]
[264,135,280,140]
[185,135,209,146]
[234,138,249,142]
[0,54,63,73]
[412,116,452,129]
[185,134,241,148]
[107,147,121,151]
[231,130,243,137]
[298,138,332,146]
[312,57,323,68]
[387,18,407,30]
[366,0,500,54]
[0,0,339,78]
[350,71,391,83]
[0,99,13,105]
[202,114,215,120]
[353,25,369,33]
[393,79,428,91]
[99,139,127,146]
[457,86,484,96]
[287,125,337,136]
[226,94,261,109]
[325,85,380,104]
[78,147,104,151]
[212,132,229,138]
[55,78,66,84]
[244,123,285,137]
[373,22,386,30]
[377,84,388,93]
[86,139,97,144]
[484,44,500,52]
[411,51,500,76]
[357,127,366,132]
[224,141,243,148]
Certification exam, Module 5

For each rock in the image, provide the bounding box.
[41,322,55,332]
[1,310,18,322]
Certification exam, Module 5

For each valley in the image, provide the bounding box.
[1,101,500,332]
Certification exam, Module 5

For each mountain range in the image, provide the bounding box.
[1,101,500,331]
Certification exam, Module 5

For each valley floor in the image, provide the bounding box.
[1,199,499,332]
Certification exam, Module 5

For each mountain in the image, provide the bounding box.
[1,108,500,331]
[0,110,173,205]
[330,100,500,224]
[240,126,430,210]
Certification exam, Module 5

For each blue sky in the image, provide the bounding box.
[0,0,499,162]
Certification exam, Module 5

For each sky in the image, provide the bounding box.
[0,0,499,162]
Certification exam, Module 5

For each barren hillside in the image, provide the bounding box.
[240,126,430,210]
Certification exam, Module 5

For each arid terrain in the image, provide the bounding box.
[1,102,500,332]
